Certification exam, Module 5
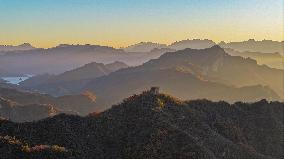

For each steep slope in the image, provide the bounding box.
[0,91,283,158]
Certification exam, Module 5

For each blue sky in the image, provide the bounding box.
[0,0,283,48]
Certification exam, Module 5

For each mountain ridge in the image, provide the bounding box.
[20,61,128,96]
[219,39,284,55]
[1,39,282,75]
[0,91,283,158]
[0,43,35,52]
[0,87,100,121]
[15,46,282,110]
[80,46,282,107]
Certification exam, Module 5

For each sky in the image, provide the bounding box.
[0,0,283,48]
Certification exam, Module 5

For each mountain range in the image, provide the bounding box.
[1,39,283,158]
[169,39,216,50]
[83,46,282,105]
[1,46,281,121]
[123,39,283,55]
[20,61,128,96]
[123,39,216,52]
[1,39,282,76]
[123,42,168,52]
[0,44,166,75]
[18,46,282,111]
[0,91,282,158]
[123,39,217,52]
[224,48,284,69]
[219,39,284,55]
[0,43,35,52]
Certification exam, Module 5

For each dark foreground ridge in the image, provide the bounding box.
[0,91,283,159]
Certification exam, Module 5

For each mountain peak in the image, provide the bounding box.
[208,45,224,51]
[169,39,216,50]
[18,43,33,47]
[124,42,167,52]
[248,39,256,42]
[113,88,182,111]
[0,43,35,52]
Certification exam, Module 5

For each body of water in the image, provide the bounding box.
[1,74,33,85]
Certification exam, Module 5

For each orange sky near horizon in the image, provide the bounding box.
[0,0,283,48]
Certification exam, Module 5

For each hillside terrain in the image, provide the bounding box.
[0,87,100,121]
[0,91,283,159]
[0,135,71,159]
[0,97,63,122]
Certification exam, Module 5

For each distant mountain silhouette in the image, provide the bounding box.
[18,46,281,107]
[0,44,164,75]
[124,42,168,52]
[123,39,216,52]
[0,91,283,158]
[104,61,129,71]
[80,46,282,106]
[140,46,283,97]
[84,68,279,107]
[43,61,127,82]
[224,48,284,69]
[169,39,216,50]
[20,61,128,96]
[219,39,284,55]
[0,39,282,75]
[0,43,35,52]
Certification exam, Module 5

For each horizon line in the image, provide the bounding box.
[1,38,283,49]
